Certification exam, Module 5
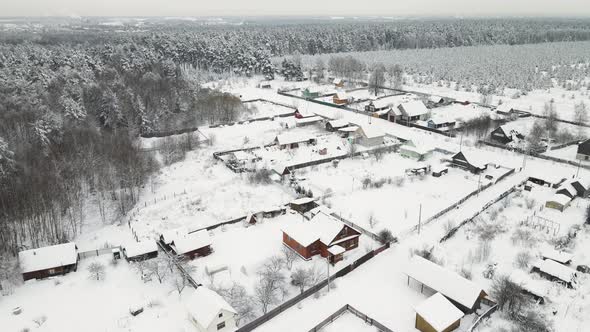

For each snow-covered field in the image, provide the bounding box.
[241,100,294,120]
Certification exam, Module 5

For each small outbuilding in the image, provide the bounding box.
[171,230,212,260]
[333,92,350,105]
[185,287,237,332]
[18,242,79,281]
[289,197,318,214]
[398,101,429,123]
[302,87,322,99]
[432,165,449,177]
[576,139,590,161]
[545,193,573,212]
[123,240,159,262]
[531,259,578,288]
[275,133,317,149]
[415,293,464,332]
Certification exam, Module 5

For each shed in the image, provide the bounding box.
[18,242,79,281]
[171,230,212,260]
[545,193,573,212]
[428,96,445,105]
[399,142,434,161]
[415,293,464,332]
[405,255,487,313]
[302,86,322,99]
[289,197,318,214]
[576,139,590,161]
[185,287,237,332]
[531,259,578,288]
[123,240,158,262]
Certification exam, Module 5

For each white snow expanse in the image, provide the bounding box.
[2,76,590,332]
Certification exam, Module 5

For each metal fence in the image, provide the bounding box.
[308,304,395,332]
[236,242,391,332]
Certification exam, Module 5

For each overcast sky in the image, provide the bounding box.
[2,0,590,18]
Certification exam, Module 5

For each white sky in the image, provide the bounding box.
[1,0,590,17]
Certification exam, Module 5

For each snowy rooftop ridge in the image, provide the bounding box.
[275,132,315,146]
[406,255,485,310]
[184,287,236,328]
[533,259,578,284]
[414,293,464,332]
[123,240,158,258]
[171,230,211,255]
[398,100,428,117]
[18,242,78,274]
[281,211,356,247]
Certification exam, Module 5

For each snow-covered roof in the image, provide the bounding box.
[184,287,236,329]
[290,197,315,205]
[398,101,428,117]
[358,124,385,139]
[432,164,448,173]
[231,150,252,161]
[123,240,158,258]
[172,230,211,255]
[406,255,485,310]
[308,205,334,218]
[18,242,78,274]
[572,177,590,191]
[533,259,578,284]
[456,151,487,169]
[527,168,566,185]
[327,245,346,256]
[296,116,323,124]
[335,92,349,100]
[333,78,343,84]
[328,119,349,128]
[282,212,353,247]
[275,132,315,146]
[414,293,464,332]
[496,103,515,113]
[374,108,393,116]
[541,248,573,264]
[557,183,577,198]
[372,96,399,110]
[547,193,572,206]
[429,96,445,103]
[510,270,548,298]
[338,126,360,133]
[160,227,188,244]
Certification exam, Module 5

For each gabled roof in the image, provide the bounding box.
[172,230,211,255]
[333,78,344,84]
[160,227,188,245]
[414,293,464,332]
[275,133,315,146]
[282,212,357,247]
[547,193,572,206]
[327,119,349,128]
[398,101,428,117]
[533,259,578,284]
[406,255,485,310]
[453,151,487,169]
[429,96,445,103]
[372,96,399,110]
[338,126,360,133]
[496,103,515,113]
[357,124,385,139]
[18,242,78,274]
[123,240,158,258]
[556,183,577,198]
[185,287,237,328]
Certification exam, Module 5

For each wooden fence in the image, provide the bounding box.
[236,242,391,332]
[308,304,394,332]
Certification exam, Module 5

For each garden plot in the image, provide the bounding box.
[0,255,194,332]
[433,184,590,332]
[240,100,295,120]
[298,151,500,235]
[189,213,379,292]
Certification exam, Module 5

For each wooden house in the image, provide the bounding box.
[405,255,488,313]
[415,293,464,332]
[171,230,212,260]
[426,118,456,130]
[333,92,350,105]
[18,242,79,281]
[489,125,525,145]
[185,287,237,332]
[398,101,429,123]
[282,212,361,264]
[122,240,158,262]
[356,124,385,147]
[531,259,578,288]
[289,197,318,214]
[333,78,345,88]
[451,151,487,174]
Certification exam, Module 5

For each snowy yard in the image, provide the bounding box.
[543,144,588,165]
[240,100,295,120]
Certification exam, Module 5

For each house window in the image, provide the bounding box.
[217,321,226,330]
[48,269,55,274]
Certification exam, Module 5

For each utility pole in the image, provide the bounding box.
[326,257,331,292]
[417,203,422,234]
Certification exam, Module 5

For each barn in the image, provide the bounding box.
[122,240,158,262]
[171,230,212,260]
[185,287,237,332]
[451,151,487,174]
[282,212,361,264]
[414,293,464,332]
[405,255,488,313]
[18,242,79,281]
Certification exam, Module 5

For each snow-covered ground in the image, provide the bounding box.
[241,100,294,120]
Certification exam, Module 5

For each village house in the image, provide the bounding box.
[122,240,158,262]
[426,117,456,131]
[427,95,445,106]
[302,86,322,99]
[171,230,212,260]
[325,119,349,132]
[274,133,317,149]
[545,193,573,212]
[397,101,429,123]
[356,124,386,147]
[333,78,345,88]
[333,92,350,105]
[414,292,464,332]
[576,139,590,161]
[184,287,237,332]
[489,124,525,145]
[531,259,578,288]
[405,255,488,313]
[399,141,434,161]
[18,242,79,281]
[282,212,361,264]
[451,151,487,174]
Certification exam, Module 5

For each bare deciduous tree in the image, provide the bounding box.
[88,262,106,281]
[281,247,298,270]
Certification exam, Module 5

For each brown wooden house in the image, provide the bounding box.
[171,230,212,260]
[415,293,464,332]
[282,212,360,264]
[18,242,79,281]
